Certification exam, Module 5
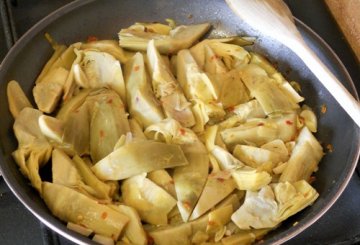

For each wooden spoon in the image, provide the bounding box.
[226,0,360,127]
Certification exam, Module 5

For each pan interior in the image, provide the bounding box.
[0,0,358,244]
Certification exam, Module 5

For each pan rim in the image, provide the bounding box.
[0,0,359,244]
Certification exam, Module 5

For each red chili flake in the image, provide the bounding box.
[107,98,113,104]
[99,130,105,138]
[217,177,225,183]
[87,35,98,42]
[79,223,88,229]
[182,201,191,210]
[299,116,305,124]
[111,234,116,241]
[326,144,334,153]
[135,96,140,103]
[309,176,316,184]
[147,234,155,245]
[134,65,140,71]
[179,128,186,135]
[285,120,293,125]
[101,212,108,220]
[208,220,216,226]
[169,180,174,184]
[226,105,235,112]
[257,122,264,126]
[321,104,327,114]
[210,55,219,61]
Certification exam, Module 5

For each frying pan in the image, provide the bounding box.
[0,0,359,244]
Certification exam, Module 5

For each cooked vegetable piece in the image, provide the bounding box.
[206,204,233,234]
[121,173,177,225]
[92,234,114,245]
[231,180,318,229]
[38,115,64,143]
[7,80,33,118]
[221,114,297,149]
[62,100,91,156]
[124,52,164,128]
[89,90,130,162]
[300,106,317,132]
[52,149,82,186]
[92,140,188,180]
[280,127,323,182]
[73,49,126,102]
[203,44,228,75]
[190,171,236,220]
[128,118,147,139]
[67,222,93,237]
[72,155,112,200]
[148,169,176,198]
[240,64,299,115]
[147,40,195,127]
[119,22,210,54]
[220,100,265,129]
[233,144,282,168]
[173,147,209,222]
[149,223,192,245]
[110,205,147,245]
[33,67,69,113]
[56,88,91,121]
[145,119,209,222]
[261,139,289,162]
[12,108,52,193]
[192,230,209,244]
[80,40,127,63]
[211,146,271,191]
[221,229,270,245]
[177,49,225,131]
[42,182,129,240]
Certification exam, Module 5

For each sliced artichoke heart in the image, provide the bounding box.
[92,140,188,180]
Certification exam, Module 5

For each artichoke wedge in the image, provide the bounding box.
[92,140,188,180]
[121,174,177,225]
[219,100,265,129]
[211,145,271,191]
[119,22,210,54]
[73,49,126,102]
[221,229,270,245]
[147,40,195,127]
[124,52,164,128]
[240,64,300,115]
[231,180,318,229]
[89,90,130,162]
[233,145,282,168]
[145,119,209,222]
[33,67,69,113]
[80,40,127,63]
[148,169,176,198]
[12,108,52,193]
[177,49,225,131]
[7,80,33,118]
[221,114,298,149]
[52,149,82,186]
[42,182,129,240]
[280,127,323,182]
[189,170,236,220]
[110,205,147,245]
[206,204,233,234]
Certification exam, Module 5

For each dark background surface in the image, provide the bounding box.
[0,0,359,244]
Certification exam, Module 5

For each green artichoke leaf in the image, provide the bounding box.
[233,144,282,168]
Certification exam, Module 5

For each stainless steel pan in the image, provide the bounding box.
[0,0,359,244]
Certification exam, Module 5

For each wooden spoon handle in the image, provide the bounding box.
[290,38,360,127]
